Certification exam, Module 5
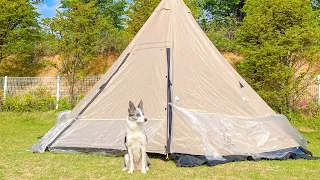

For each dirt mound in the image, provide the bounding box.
[37,53,118,77]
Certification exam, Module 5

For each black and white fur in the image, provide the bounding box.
[122,100,151,174]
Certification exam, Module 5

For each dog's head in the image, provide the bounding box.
[128,100,147,123]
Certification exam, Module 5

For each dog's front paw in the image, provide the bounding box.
[146,166,149,171]
[122,167,127,172]
[128,168,134,174]
[141,168,147,174]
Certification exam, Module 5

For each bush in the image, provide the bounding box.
[0,87,71,112]
[207,30,237,52]
[285,108,320,130]
[204,21,238,53]
[57,97,71,111]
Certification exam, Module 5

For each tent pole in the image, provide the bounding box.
[166,48,172,155]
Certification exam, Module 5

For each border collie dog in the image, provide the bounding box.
[122,100,151,174]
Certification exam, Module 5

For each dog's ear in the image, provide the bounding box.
[138,99,143,111]
[128,101,135,115]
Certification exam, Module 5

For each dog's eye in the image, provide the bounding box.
[136,114,141,117]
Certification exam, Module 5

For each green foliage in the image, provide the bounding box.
[0,87,73,112]
[96,24,129,67]
[184,0,203,19]
[93,0,130,64]
[0,87,56,112]
[236,0,320,114]
[57,97,71,111]
[205,22,237,52]
[43,0,119,107]
[60,0,128,29]
[199,0,245,24]
[286,109,320,130]
[36,22,59,56]
[208,31,237,52]
[312,0,320,10]
[126,0,161,37]
[199,0,244,52]
[0,0,45,76]
[93,0,128,29]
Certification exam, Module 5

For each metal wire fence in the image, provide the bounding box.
[0,76,101,101]
[0,75,319,108]
[304,78,319,104]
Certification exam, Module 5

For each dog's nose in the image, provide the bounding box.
[144,118,147,122]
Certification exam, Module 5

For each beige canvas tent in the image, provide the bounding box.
[30,0,316,166]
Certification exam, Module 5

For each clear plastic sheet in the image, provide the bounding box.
[170,104,308,161]
[29,111,72,153]
[55,110,71,124]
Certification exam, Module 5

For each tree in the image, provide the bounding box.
[96,27,129,72]
[45,0,117,107]
[199,0,245,27]
[126,0,161,37]
[236,0,320,114]
[93,0,128,29]
[0,0,44,76]
[198,0,245,52]
[126,0,201,38]
[61,0,128,29]
[185,0,202,19]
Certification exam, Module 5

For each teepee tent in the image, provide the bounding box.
[30,0,316,166]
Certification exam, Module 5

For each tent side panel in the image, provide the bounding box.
[77,53,131,117]
[50,119,166,154]
[170,104,308,157]
[171,2,274,117]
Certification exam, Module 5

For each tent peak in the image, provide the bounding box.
[156,0,191,13]
[158,0,172,11]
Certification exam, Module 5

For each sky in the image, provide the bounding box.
[36,0,132,19]
[36,0,61,18]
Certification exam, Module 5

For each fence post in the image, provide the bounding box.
[318,74,320,105]
[56,75,60,109]
[3,76,7,100]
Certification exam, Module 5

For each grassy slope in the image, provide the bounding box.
[0,112,319,180]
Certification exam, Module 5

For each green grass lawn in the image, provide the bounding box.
[0,112,319,179]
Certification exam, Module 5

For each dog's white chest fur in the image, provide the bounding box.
[127,133,145,165]
[127,131,146,146]
[126,119,147,162]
